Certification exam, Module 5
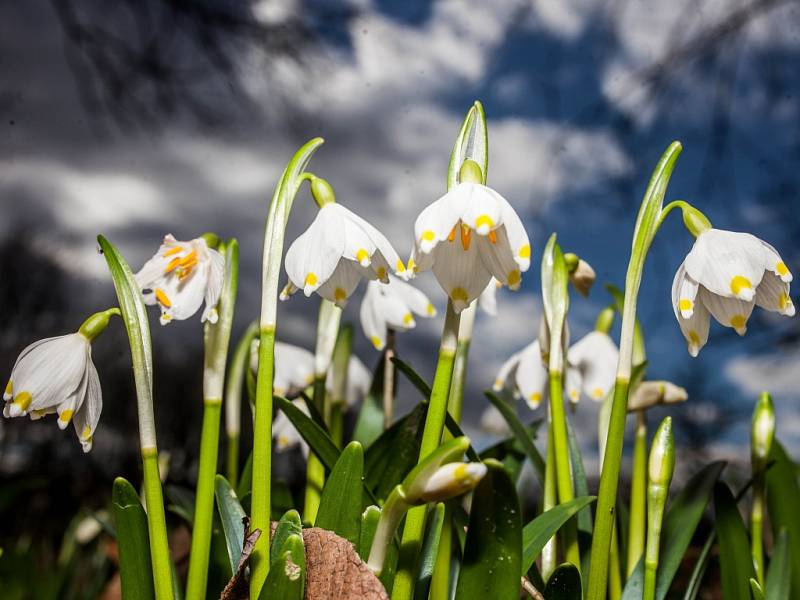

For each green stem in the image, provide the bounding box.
[548,371,580,571]
[609,521,622,600]
[643,483,668,600]
[541,416,557,581]
[367,485,411,575]
[226,433,239,490]
[304,376,328,523]
[627,410,648,577]
[225,322,258,489]
[142,447,174,600]
[751,475,765,588]
[392,301,460,600]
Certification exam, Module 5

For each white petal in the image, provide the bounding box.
[72,358,102,453]
[684,229,766,301]
[459,183,503,236]
[284,205,346,296]
[408,244,435,274]
[339,205,407,278]
[387,275,435,318]
[157,266,207,323]
[274,342,315,394]
[514,341,548,409]
[565,366,583,405]
[134,234,181,289]
[671,266,700,319]
[359,282,388,349]
[414,186,466,254]
[493,348,524,391]
[699,287,754,336]
[475,226,523,290]
[480,405,511,437]
[201,246,225,323]
[495,192,531,271]
[316,260,364,307]
[477,279,499,316]
[755,272,795,317]
[430,233,493,312]
[677,297,711,357]
[567,331,619,402]
[346,356,371,408]
[273,398,310,456]
[760,240,792,283]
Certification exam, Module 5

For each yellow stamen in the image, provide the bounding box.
[164,256,182,273]
[82,425,92,440]
[155,288,172,308]
[14,391,32,412]
[59,409,74,424]
[730,275,752,297]
[305,273,318,287]
[519,244,531,259]
[356,248,370,265]
[570,390,579,401]
[403,313,413,325]
[370,336,383,349]
[507,270,521,287]
[679,298,693,312]
[488,230,497,244]
[730,314,747,331]
[422,230,435,242]
[475,214,494,232]
[334,287,347,303]
[164,246,183,257]
[592,387,604,399]
[777,261,789,277]
[451,287,468,303]
[447,227,457,242]
[179,250,198,266]
[396,259,406,273]
[460,224,472,250]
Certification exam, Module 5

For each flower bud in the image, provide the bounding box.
[594,306,615,335]
[568,257,596,297]
[648,417,675,488]
[458,159,483,184]
[628,380,688,412]
[680,203,712,238]
[751,392,775,471]
[417,462,487,503]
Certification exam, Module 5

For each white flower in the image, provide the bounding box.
[250,340,315,397]
[417,462,487,503]
[409,182,531,312]
[628,381,687,412]
[479,404,511,437]
[493,340,548,409]
[282,203,406,307]
[3,333,101,452]
[477,278,500,316]
[135,234,225,326]
[326,355,371,408]
[273,398,310,457]
[565,331,619,403]
[359,276,437,350]
[672,229,794,356]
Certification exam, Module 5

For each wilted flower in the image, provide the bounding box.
[136,234,225,326]
[4,332,102,452]
[627,380,687,412]
[565,331,619,403]
[566,255,596,297]
[282,201,406,308]
[409,161,531,312]
[672,229,794,356]
[359,276,436,350]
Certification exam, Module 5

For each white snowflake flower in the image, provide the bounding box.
[566,331,619,403]
[672,229,794,356]
[250,340,315,398]
[359,276,436,350]
[492,340,548,410]
[135,234,225,325]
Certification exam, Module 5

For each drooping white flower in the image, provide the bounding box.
[250,340,315,397]
[3,333,101,452]
[409,181,531,312]
[135,234,225,326]
[273,398,310,457]
[282,203,407,308]
[492,340,548,409]
[565,331,619,403]
[359,276,436,350]
[326,355,371,408]
[672,229,794,356]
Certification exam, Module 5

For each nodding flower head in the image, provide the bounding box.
[672,229,794,356]
[565,331,619,404]
[409,175,531,312]
[135,234,225,326]
[251,340,315,398]
[282,203,407,308]
[493,340,549,410]
[359,276,436,350]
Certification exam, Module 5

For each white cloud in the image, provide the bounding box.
[726,348,800,398]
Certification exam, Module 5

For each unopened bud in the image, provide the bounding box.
[569,258,596,297]
[417,462,487,503]
[628,380,688,412]
[751,392,775,470]
[458,159,484,184]
[648,417,675,488]
[310,176,336,207]
[594,306,615,335]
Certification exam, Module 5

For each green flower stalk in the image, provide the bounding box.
[250,138,324,598]
[541,416,558,581]
[328,323,353,446]
[644,417,675,600]
[750,392,775,588]
[224,321,258,488]
[541,233,581,571]
[186,239,238,600]
[98,236,174,600]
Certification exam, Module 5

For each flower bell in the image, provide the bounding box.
[282,178,406,308]
[565,331,619,403]
[627,380,688,412]
[273,398,311,457]
[672,229,794,356]
[477,278,500,316]
[250,340,315,398]
[135,234,225,326]
[359,276,436,350]
[3,309,118,452]
[493,340,549,409]
[409,160,531,312]
[326,355,371,409]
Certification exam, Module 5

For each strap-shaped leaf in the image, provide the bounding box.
[214,475,247,573]
[391,356,432,398]
[715,481,756,600]
[112,477,156,600]
[765,529,790,600]
[766,442,800,598]
[447,100,488,188]
[414,503,446,600]
[455,460,521,600]
[258,534,305,600]
[520,496,596,576]
[358,505,381,561]
[622,461,725,600]
[315,442,365,546]
[352,353,387,448]
[544,563,582,599]
[274,395,340,471]
[566,414,592,534]
[271,510,303,566]
[485,390,545,484]
[541,234,569,361]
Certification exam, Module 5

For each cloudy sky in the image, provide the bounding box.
[1,0,799,472]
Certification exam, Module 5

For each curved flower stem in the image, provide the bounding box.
[141,447,173,600]
[224,321,258,488]
[586,142,683,600]
[627,410,648,577]
[250,138,324,598]
[186,240,238,600]
[393,300,460,600]
[382,329,397,430]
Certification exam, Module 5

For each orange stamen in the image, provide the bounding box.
[460,224,472,250]
[164,246,183,257]
[448,227,457,242]
[164,256,182,273]
[488,230,497,244]
[155,288,172,308]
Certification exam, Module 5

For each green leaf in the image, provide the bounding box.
[443,412,481,462]
[765,529,791,600]
[164,485,195,525]
[271,510,303,567]
[315,441,365,546]
[358,505,381,561]
[352,353,386,448]
[391,356,432,398]
[236,452,253,500]
[751,579,766,600]
[485,390,545,484]
[544,563,582,599]
[766,442,800,598]
[364,403,427,503]
[715,482,755,600]
[112,478,155,600]
[258,533,305,600]
[415,503,446,600]
[541,234,569,340]
[565,415,592,534]
[214,475,247,574]
[520,496,596,576]
[448,100,488,188]
[274,395,341,471]
[455,459,522,600]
